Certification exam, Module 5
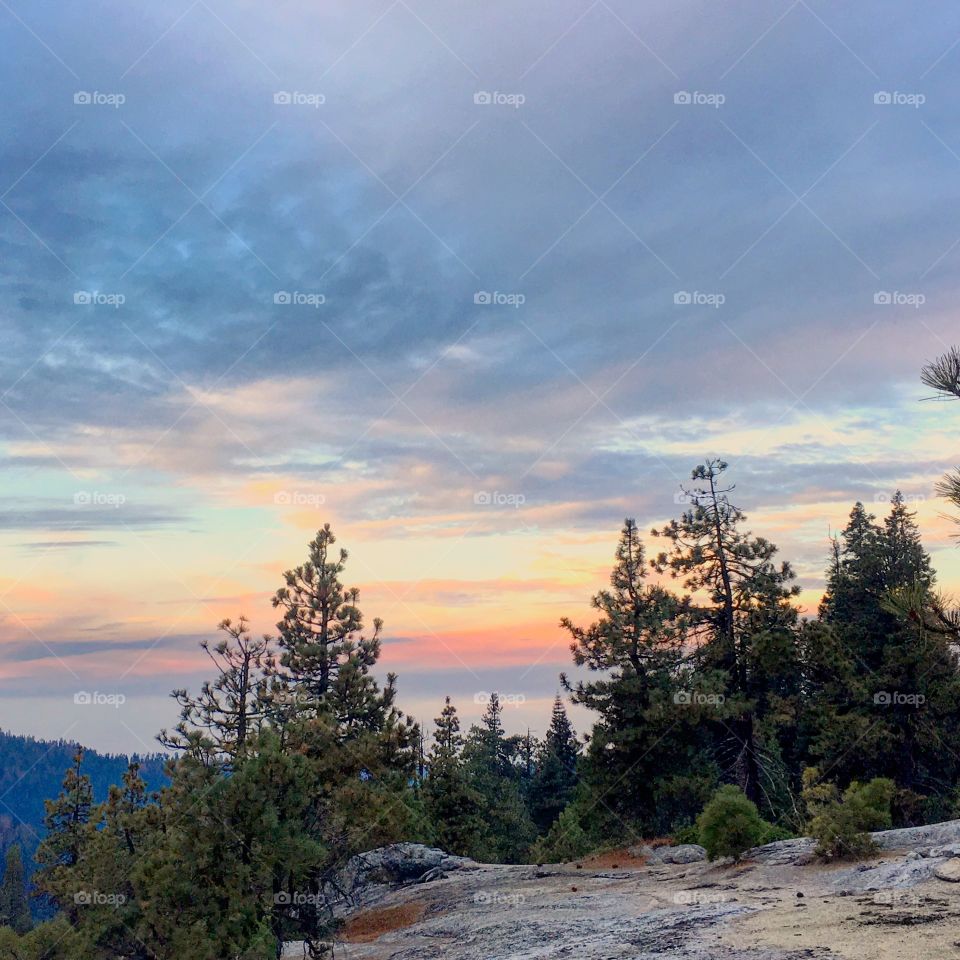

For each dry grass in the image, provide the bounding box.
[647,836,675,849]
[340,901,429,943]
[581,847,648,868]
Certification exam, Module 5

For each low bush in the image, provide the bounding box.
[802,767,895,860]
[696,785,765,861]
[529,805,593,863]
[757,821,794,845]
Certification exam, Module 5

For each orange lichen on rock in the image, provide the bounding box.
[340,902,429,943]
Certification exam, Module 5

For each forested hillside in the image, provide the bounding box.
[0,730,167,872]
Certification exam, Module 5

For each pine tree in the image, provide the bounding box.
[652,462,801,805]
[472,694,508,778]
[0,845,31,934]
[271,526,416,755]
[160,616,273,763]
[820,502,888,664]
[423,699,485,858]
[432,696,462,759]
[881,492,934,591]
[462,695,536,862]
[34,749,94,918]
[69,763,153,960]
[562,518,702,834]
[922,346,960,524]
[812,496,960,813]
[529,697,579,833]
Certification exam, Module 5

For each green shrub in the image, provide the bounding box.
[670,822,700,846]
[696,785,765,861]
[757,821,794,845]
[530,805,593,863]
[802,767,895,860]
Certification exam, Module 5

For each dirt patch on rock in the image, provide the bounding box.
[581,847,648,869]
[340,901,429,943]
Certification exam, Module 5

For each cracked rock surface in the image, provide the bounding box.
[282,827,960,959]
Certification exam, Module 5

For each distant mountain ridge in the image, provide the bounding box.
[0,728,168,873]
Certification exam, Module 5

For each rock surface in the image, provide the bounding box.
[746,818,960,865]
[658,843,708,864]
[338,843,477,905]
[285,825,960,959]
[932,857,960,882]
[830,856,942,892]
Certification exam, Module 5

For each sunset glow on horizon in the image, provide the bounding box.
[1,0,959,752]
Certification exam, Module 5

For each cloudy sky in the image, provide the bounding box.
[1,0,958,752]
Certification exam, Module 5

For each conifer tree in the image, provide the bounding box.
[529,697,579,833]
[271,526,416,756]
[423,698,485,857]
[882,492,934,591]
[652,461,801,805]
[812,495,960,812]
[432,696,462,759]
[462,695,536,862]
[0,845,31,934]
[469,693,509,779]
[922,346,960,524]
[66,763,153,960]
[34,749,93,920]
[562,518,700,833]
[160,616,273,763]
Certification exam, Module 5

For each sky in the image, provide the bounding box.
[0,0,959,753]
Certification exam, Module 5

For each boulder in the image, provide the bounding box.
[873,819,960,852]
[341,843,475,894]
[831,857,940,893]
[933,858,960,882]
[659,845,707,864]
[746,819,960,866]
[928,843,960,859]
[745,837,817,865]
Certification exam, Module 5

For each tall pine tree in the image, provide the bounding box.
[271,525,416,757]
[0,845,31,934]
[529,696,579,833]
[652,461,801,806]
[562,518,709,835]
[423,698,485,857]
